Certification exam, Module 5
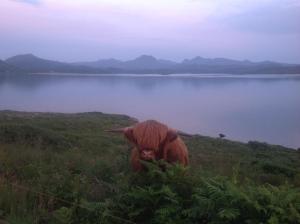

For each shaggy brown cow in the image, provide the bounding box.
[108,120,189,171]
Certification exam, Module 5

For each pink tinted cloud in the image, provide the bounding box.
[0,0,299,62]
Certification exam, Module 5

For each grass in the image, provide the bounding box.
[0,110,299,223]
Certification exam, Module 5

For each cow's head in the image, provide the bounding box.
[107,120,191,161]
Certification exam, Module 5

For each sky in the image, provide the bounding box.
[0,0,300,63]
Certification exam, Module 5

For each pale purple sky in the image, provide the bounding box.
[1,0,300,63]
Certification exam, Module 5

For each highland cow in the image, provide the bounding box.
[107,120,189,171]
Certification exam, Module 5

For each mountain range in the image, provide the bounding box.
[1,54,300,74]
[0,59,19,72]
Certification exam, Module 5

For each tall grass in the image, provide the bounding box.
[0,111,299,223]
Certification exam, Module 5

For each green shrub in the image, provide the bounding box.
[261,162,296,178]
[0,111,299,223]
[101,162,300,224]
[0,124,70,150]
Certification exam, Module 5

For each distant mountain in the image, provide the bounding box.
[5,54,109,74]
[123,55,176,69]
[177,56,300,74]
[73,58,123,68]
[69,55,300,74]
[182,56,253,66]
[5,54,300,74]
[74,55,176,70]
[0,59,20,72]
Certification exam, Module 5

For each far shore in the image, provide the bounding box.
[28,72,300,79]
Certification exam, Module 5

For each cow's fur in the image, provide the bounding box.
[123,120,189,171]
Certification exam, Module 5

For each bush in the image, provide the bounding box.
[261,162,296,178]
[0,124,70,150]
[100,161,300,224]
[0,112,299,223]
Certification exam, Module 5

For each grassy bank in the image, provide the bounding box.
[0,111,299,223]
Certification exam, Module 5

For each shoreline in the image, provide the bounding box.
[25,72,300,79]
[0,110,296,150]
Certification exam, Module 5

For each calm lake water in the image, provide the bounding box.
[0,73,300,149]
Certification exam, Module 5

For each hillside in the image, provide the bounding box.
[5,54,111,74]
[0,60,19,72]
[4,54,300,74]
[74,55,176,70]
[0,111,299,223]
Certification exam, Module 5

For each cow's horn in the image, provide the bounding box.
[177,130,194,137]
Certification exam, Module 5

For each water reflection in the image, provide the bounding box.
[0,73,300,148]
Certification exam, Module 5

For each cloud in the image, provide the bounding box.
[1,0,299,63]
[11,0,41,5]
[221,1,300,34]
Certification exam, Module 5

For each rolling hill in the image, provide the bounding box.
[4,54,300,74]
[0,59,19,72]
[0,111,299,223]
[5,54,110,74]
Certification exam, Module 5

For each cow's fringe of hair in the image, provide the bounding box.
[133,120,168,151]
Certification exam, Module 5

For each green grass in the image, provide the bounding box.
[0,110,299,223]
